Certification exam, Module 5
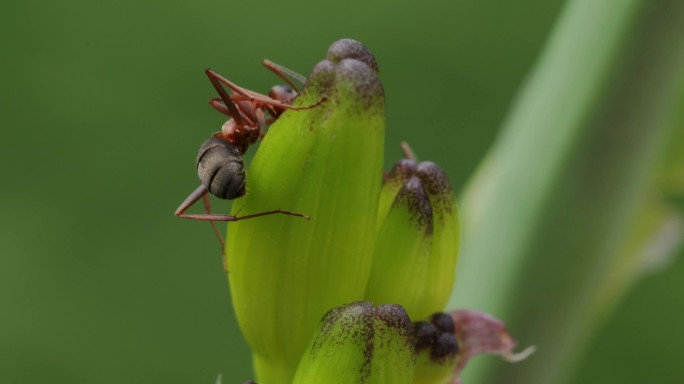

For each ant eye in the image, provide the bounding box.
[268,85,297,102]
[275,85,294,94]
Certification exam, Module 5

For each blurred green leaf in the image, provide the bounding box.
[450,1,684,384]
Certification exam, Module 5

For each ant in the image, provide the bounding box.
[175,60,321,249]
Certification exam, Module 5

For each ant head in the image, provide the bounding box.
[221,119,237,137]
[219,118,259,155]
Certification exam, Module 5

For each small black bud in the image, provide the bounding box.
[414,321,438,351]
[430,332,460,362]
[431,312,456,334]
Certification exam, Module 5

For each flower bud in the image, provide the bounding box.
[224,39,385,383]
[292,302,415,384]
[412,310,533,384]
[365,155,460,321]
[413,313,461,384]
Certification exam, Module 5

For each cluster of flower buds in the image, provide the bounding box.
[289,305,531,384]
[221,39,530,384]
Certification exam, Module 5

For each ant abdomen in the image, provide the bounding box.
[196,137,246,200]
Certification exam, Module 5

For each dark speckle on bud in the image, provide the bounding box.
[386,159,418,184]
[416,162,453,198]
[326,38,380,74]
[312,302,375,380]
[414,321,438,352]
[395,176,434,235]
[318,301,374,338]
[374,304,415,356]
[375,304,413,333]
[416,161,454,219]
[304,55,383,113]
[301,302,416,383]
[430,332,460,362]
[305,59,336,94]
[334,58,384,111]
[431,312,456,334]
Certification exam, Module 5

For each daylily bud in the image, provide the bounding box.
[225,40,385,383]
[292,302,415,384]
[366,155,460,321]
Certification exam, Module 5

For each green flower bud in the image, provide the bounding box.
[224,40,385,383]
[292,302,415,384]
[365,153,460,321]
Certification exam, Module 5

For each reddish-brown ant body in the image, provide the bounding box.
[175,61,319,247]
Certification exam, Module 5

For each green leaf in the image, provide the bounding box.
[450,1,684,383]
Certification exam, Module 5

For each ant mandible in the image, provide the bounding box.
[175,60,321,248]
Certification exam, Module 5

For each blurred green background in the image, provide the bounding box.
[1,0,682,383]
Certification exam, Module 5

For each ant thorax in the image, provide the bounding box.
[219,119,260,155]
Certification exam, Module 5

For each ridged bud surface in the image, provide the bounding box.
[225,39,385,383]
[365,157,460,321]
[292,302,415,384]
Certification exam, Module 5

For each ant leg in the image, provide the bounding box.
[175,185,312,222]
[262,59,307,92]
[202,193,230,272]
[202,192,226,249]
[207,69,325,111]
[175,184,210,217]
[263,59,307,85]
[208,98,233,117]
[175,185,224,247]
[208,97,260,129]
[175,185,227,265]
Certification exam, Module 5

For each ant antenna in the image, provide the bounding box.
[205,69,245,125]
[263,59,307,92]
[400,141,417,161]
